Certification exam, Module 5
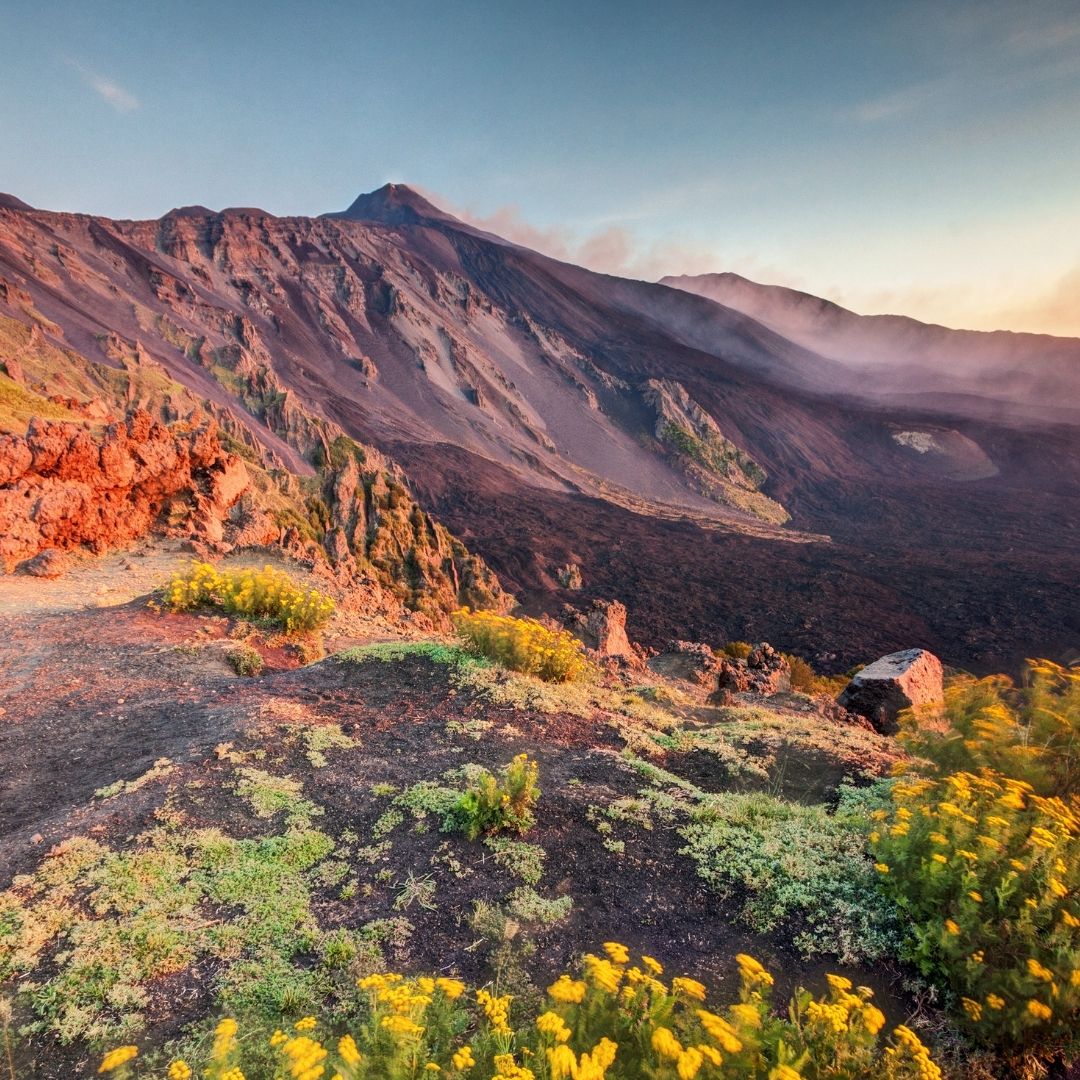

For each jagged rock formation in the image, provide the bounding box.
[640,378,788,524]
[562,598,636,660]
[0,410,247,569]
[648,640,724,686]
[0,311,508,616]
[838,648,944,734]
[713,643,792,698]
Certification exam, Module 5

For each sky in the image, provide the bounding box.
[2,0,1080,335]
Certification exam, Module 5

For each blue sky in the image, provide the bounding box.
[3,0,1080,333]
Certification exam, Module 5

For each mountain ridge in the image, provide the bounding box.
[1,186,1078,670]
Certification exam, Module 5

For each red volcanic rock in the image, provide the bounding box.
[19,548,70,578]
[838,648,944,734]
[648,640,723,685]
[0,410,249,569]
[563,598,635,659]
[712,642,791,698]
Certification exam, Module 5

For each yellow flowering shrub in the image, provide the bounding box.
[163,562,335,633]
[871,770,1080,1055]
[95,945,942,1079]
[900,661,1080,799]
[444,754,541,840]
[452,609,590,683]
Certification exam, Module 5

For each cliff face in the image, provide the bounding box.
[0,300,509,616]
[0,410,247,569]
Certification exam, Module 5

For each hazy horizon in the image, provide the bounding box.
[3,0,1079,335]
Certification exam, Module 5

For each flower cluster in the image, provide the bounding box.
[871,769,1080,1052]
[451,609,590,683]
[94,944,940,1079]
[164,562,335,632]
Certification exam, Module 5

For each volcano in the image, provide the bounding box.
[1,184,1078,671]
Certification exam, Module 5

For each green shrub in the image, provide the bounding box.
[443,754,540,840]
[679,786,902,964]
[228,644,264,677]
[452,609,590,683]
[871,770,1080,1058]
[164,562,335,633]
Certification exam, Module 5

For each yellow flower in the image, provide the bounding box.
[98,1047,138,1074]
[875,862,891,873]
[1027,1000,1053,1021]
[294,1016,318,1032]
[1027,958,1054,983]
[861,1005,886,1035]
[641,955,664,976]
[425,1065,442,1073]
[944,920,960,935]
[770,1067,802,1080]
[437,977,466,1000]
[536,1011,572,1043]
[735,954,774,987]
[968,891,982,903]
[986,994,1005,1010]
[676,1047,703,1079]
[672,977,707,1001]
[167,1062,192,1080]
[452,1046,476,1070]
[548,975,587,1004]
[931,854,947,865]
[602,941,630,964]
[696,1010,744,1053]
[338,1035,361,1067]
[651,1026,683,1060]
[961,997,983,1021]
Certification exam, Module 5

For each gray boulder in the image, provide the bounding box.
[838,648,944,734]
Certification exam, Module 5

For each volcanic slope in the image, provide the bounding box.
[1,186,1078,670]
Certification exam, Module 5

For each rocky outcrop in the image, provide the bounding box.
[838,648,944,734]
[315,450,510,620]
[648,640,724,685]
[563,599,636,659]
[640,378,788,524]
[712,642,792,699]
[0,410,248,569]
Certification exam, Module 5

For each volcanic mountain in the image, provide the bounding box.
[1,184,1078,670]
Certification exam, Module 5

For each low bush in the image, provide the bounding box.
[900,660,1080,799]
[871,770,1080,1058]
[721,641,754,661]
[228,644,264,677]
[164,562,335,633]
[680,786,902,964]
[444,754,540,841]
[452,609,590,683]
[95,944,942,1079]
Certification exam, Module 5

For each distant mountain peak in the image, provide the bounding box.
[329,182,456,226]
[0,193,35,212]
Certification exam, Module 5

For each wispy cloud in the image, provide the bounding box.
[849,79,945,124]
[66,59,139,113]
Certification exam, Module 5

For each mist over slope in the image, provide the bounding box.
[662,271,1080,426]
[1,185,1078,670]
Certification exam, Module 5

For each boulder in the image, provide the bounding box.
[19,548,70,578]
[648,640,723,685]
[838,648,944,734]
[563,599,634,659]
